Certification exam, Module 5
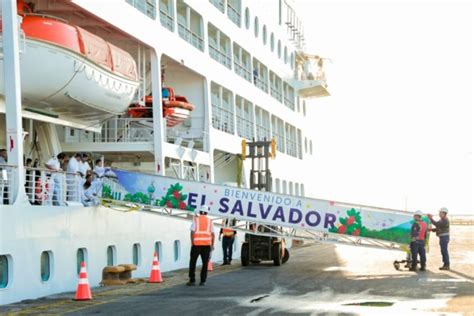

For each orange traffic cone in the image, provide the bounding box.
[75,261,92,301]
[207,258,213,272]
[148,252,163,283]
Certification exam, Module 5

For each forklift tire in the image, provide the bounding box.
[282,248,290,264]
[272,243,282,266]
[241,243,250,266]
[393,261,400,270]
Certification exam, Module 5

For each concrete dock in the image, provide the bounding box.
[2,225,473,315]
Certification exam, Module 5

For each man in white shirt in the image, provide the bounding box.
[66,153,82,201]
[79,154,91,177]
[45,153,65,206]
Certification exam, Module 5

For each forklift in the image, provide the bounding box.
[239,138,290,266]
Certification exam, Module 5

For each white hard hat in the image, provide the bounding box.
[194,208,201,217]
[414,210,423,216]
[438,207,448,214]
[199,205,210,214]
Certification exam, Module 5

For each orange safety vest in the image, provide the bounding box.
[222,219,235,237]
[417,221,427,241]
[193,216,212,246]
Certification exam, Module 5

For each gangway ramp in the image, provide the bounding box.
[101,169,420,252]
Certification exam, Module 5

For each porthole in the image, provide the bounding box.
[155,241,163,261]
[40,251,52,282]
[270,33,275,51]
[174,240,181,261]
[277,40,281,58]
[284,46,288,64]
[76,248,87,275]
[107,245,116,266]
[0,255,10,288]
[262,25,267,45]
[254,17,259,37]
[245,8,250,29]
[133,243,141,266]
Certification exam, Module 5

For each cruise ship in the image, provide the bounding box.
[0,0,329,304]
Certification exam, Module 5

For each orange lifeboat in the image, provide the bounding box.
[0,14,139,125]
[128,87,195,127]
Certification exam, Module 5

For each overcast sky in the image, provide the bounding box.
[297,0,472,214]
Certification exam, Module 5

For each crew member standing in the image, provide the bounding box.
[410,210,428,271]
[219,218,236,265]
[428,207,450,270]
[187,205,214,286]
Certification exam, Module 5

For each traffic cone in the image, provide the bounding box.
[207,258,213,272]
[75,261,92,301]
[148,252,163,283]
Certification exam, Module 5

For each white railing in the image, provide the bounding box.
[69,118,154,144]
[234,62,252,82]
[212,103,234,134]
[227,3,241,26]
[284,96,295,110]
[286,138,298,157]
[159,9,174,31]
[0,165,84,206]
[270,87,283,102]
[254,77,268,92]
[272,132,285,152]
[178,23,204,51]
[209,0,225,13]
[209,45,232,69]
[236,115,254,140]
[256,125,271,141]
[126,0,157,19]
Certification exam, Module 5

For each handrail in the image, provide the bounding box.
[209,44,232,68]
[178,22,204,51]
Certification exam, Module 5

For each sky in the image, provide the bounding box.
[296,0,473,214]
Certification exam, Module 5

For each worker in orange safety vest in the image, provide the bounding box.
[187,205,215,286]
[409,210,428,271]
[219,218,237,265]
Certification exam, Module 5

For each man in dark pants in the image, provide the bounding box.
[219,219,237,265]
[410,211,428,271]
[187,205,214,286]
[428,207,450,270]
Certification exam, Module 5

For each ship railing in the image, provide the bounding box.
[236,115,254,140]
[209,44,232,69]
[256,125,271,141]
[70,118,154,144]
[0,165,83,206]
[270,87,283,102]
[227,3,241,26]
[159,9,175,31]
[234,62,252,82]
[272,132,285,152]
[286,137,298,157]
[211,103,235,135]
[126,0,157,19]
[178,22,204,51]
[209,0,225,13]
[284,96,295,110]
[254,77,268,92]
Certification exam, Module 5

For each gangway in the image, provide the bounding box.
[100,168,425,255]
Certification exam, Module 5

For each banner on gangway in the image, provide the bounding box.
[102,169,421,246]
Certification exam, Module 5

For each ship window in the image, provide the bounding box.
[0,255,10,288]
[254,17,259,37]
[245,7,250,29]
[282,180,287,194]
[155,241,163,261]
[301,184,305,197]
[40,251,52,282]
[289,182,294,195]
[303,100,306,116]
[76,248,87,275]
[126,0,157,20]
[295,183,300,196]
[174,240,181,261]
[262,25,267,45]
[310,140,313,155]
[107,246,116,266]
[270,33,275,51]
[284,46,288,64]
[277,40,282,58]
[275,178,281,193]
[133,243,141,266]
[305,137,308,153]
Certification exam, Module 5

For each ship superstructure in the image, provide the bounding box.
[0,0,328,304]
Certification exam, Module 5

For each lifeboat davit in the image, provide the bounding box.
[128,87,195,127]
[0,15,139,124]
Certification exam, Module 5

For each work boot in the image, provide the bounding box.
[409,267,417,271]
[199,282,205,286]
[419,266,426,271]
[186,281,196,286]
[439,266,450,270]
[221,261,228,266]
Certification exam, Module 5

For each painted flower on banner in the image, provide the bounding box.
[157,183,194,211]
